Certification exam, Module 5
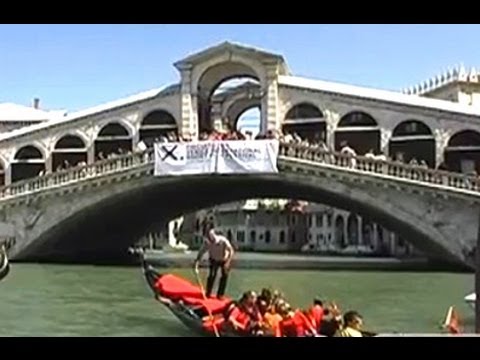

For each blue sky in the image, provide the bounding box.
[1,24,480,112]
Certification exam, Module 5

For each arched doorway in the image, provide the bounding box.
[196,63,261,135]
[347,213,359,246]
[389,120,435,167]
[335,111,380,155]
[139,110,178,147]
[283,103,325,143]
[11,145,45,182]
[334,215,345,248]
[362,218,373,247]
[94,122,132,160]
[52,135,87,171]
[444,130,480,174]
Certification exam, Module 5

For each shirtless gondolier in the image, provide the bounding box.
[193,221,235,299]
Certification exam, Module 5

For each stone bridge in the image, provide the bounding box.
[0,142,479,267]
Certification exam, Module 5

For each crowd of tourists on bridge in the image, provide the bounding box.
[36,126,471,179]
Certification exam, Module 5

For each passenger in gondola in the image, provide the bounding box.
[193,221,235,299]
[336,311,364,337]
[306,297,325,333]
[226,291,263,336]
[319,302,343,337]
[278,302,318,337]
[262,299,284,337]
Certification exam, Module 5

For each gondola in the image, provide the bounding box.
[138,251,240,337]
[0,243,10,282]
[134,248,377,337]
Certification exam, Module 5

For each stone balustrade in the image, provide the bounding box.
[279,143,480,192]
[0,142,479,201]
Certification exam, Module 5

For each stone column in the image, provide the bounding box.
[434,128,451,168]
[87,145,95,164]
[5,165,11,186]
[357,216,363,246]
[380,128,392,157]
[179,67,198,140]
[262,66,280,135]
[372,223,378,250]
[343,214,348,246]
[324,109,339,151]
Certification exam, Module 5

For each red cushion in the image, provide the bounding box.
[155,274,231,313]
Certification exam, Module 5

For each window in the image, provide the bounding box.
[265,230,271,244]
[250,230,256,243]
[316,214,323,228]
[327,214,332,227]
[237,231,245,243]
[291,232,296,243]
[279,230,285,244]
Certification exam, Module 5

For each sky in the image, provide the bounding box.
[1,24,480,112]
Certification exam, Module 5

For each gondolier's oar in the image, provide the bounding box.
[194,267,220,337]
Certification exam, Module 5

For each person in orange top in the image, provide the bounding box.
[227,291,262,335]
[257,296,282,337]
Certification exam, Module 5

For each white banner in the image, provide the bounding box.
[216,139,279,174]
[154,142,217,176]
[154,140,279,176]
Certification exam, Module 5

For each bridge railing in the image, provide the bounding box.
[0,150,155,199]
[0,142,479,201]
[279,143,480,192]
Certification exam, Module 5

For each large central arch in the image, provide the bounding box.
[14,166,472,267]
[196,62,261,134]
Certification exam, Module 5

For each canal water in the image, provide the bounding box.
[0,264,475,336]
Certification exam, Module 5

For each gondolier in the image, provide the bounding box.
[193,222,235,299]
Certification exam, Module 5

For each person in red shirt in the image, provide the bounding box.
[279,303,317,337]
[307,297,325,333]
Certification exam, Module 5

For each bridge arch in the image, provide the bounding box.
[195,61,263,134]
[94,121,133,160]
[444,129,480,174]
[335,111,380,155]
[283,102,325,143]
[52,134,88,171]
[11,144,46,182]
[139,110,178,147]
[235,106,261,137]
[16,166,471,267]
[220,82,261,126]
[389,120,436,167]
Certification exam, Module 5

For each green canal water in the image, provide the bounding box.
[0,264,475,336]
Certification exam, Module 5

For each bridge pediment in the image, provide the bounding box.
[174,41,287,71]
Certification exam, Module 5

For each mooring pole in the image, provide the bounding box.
[476,207,480,333]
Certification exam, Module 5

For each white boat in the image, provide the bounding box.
[464,292,475,309]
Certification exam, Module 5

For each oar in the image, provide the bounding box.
[194,267,220,337]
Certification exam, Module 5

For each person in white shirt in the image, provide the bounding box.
[193,222,235,299]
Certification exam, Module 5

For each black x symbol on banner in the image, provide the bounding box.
[161,145,178,161]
